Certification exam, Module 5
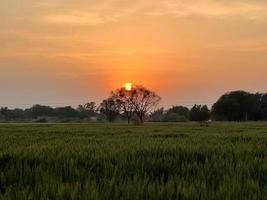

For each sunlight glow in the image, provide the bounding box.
[125,83,132,91]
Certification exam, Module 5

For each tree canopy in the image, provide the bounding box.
[212,91,262,121]
[190,105,210,122]
[110,85,161,124]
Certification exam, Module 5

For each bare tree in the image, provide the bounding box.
[112,88,135,124]
[131,85,161,124]
[113,85,161,124]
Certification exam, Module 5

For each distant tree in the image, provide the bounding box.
[164,112,188,122]
[260,93,267,120]
[0,109,3,120]
[252,93,264,120]
[166,106,190,120]
[112,88,135,124]
[111,85,161,124]
[0,108,27,121]
[9,109,25,120]
[77,105,87,119]
[190,105,210,122]
[0,107,10,121]
[55,106,79,119]
[149,107,165,122]
[150,106,194,122]
[84,102,97,113]
[99,97,120,122]
[29,104,55,118]
[212,91,261,121]
[77,105,84,112]
[77,102,97,119]
[129,85,161,124]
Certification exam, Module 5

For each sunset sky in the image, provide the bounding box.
[1,0,267,108]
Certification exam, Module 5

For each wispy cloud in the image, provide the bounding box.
[35,0,141,26]
[1,0,267,59]
[42,12,104,25]
[148,0,267,20]
[33,0,267,26]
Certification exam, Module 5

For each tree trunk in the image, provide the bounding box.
[139,114,144,124]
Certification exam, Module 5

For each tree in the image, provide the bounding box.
[166,106,190,121]
[190,105,210,122]
[84,102,97,113]
[77,102,97,119]
[0,107,10,121]
[212,91,261,121]
[9,109,25,120]
[29,104,55,118]
[260,93,267,120]
[55,106,79,119]
[131,85,161,124]
[149,107,165,122]
[163,112,188,122]
[112,88,135,124]
[99,97,120,122]
[128,85,161,124]
[111,85,161,124]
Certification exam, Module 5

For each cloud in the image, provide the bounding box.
[42,12,104,25]
[148,0,267,21]
[35,0,142,26]
[33,0,267,26]
[1,0,267,60]
[2,0,267,27]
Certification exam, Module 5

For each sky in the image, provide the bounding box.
[1,0,267,108]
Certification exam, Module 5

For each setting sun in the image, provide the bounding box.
[125,83,132,91]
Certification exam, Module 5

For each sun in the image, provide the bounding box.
[125,82,132,91]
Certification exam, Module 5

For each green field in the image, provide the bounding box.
[1,123,267,200]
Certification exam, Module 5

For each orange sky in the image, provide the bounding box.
[1,0,267,108]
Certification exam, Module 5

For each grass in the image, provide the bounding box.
[0,122,267,199]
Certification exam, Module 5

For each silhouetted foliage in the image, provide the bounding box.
[1,90,267,123]
[260,93,267,120]
[162,106,190,122]
[112,88,135,124]
[9,109,25,120]
[84,102,97,112]
[99,97,120,122]
[55,106,79,119]
[77,102,98,119]
[167,106,190,119]
[190,105,210,122]
[0,107,10,121]
[111,85,161,124]
[130,85,161,124]
[149,107,165,122]
[29,104,55,118]
[149,106,190,122]
[164,112,189,122]
[212,91,261,121]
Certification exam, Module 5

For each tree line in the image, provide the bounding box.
[1,87,267,123]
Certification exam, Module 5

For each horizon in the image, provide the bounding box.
[1,0,267,109]
[0,88,265,111]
